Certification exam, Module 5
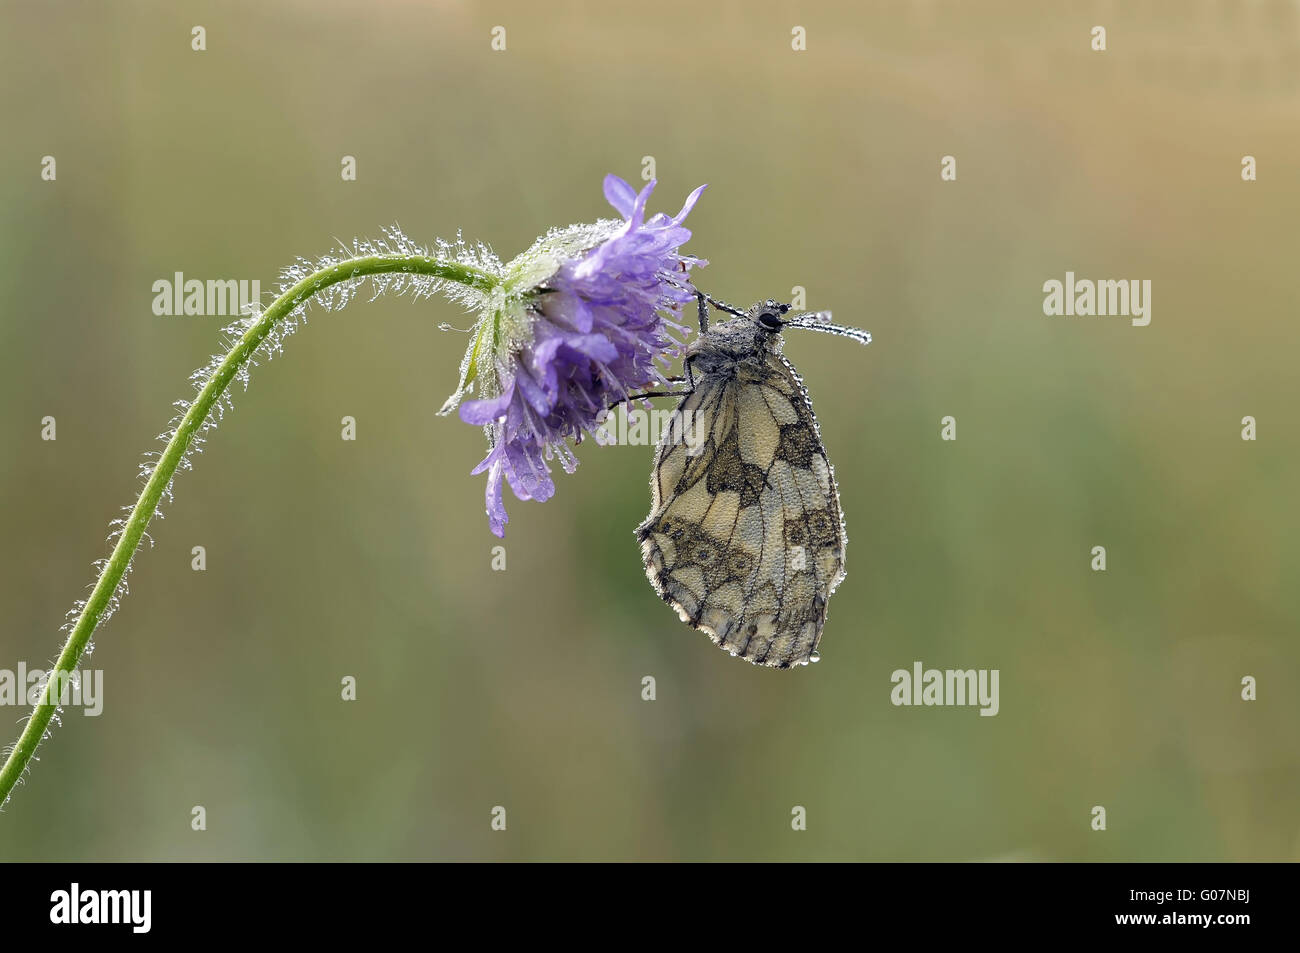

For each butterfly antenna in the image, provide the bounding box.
[783,311,872,347]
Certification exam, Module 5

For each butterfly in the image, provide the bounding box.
[633,293,871,668]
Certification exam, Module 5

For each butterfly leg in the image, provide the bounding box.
[698,290,750,321]
[615,390,688,405]
[608,377,688,409]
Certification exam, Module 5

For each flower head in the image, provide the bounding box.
[446,175,706,537]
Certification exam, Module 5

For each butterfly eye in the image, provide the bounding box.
[757,311,783,330]
[778,303,790,314]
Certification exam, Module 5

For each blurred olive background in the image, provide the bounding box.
[0,0,1296,861]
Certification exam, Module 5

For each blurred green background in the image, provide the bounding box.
[1,0,1296,861]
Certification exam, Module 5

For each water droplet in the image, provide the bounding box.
[809,652,821,663]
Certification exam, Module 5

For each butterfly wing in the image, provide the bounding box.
[636,352,847,668]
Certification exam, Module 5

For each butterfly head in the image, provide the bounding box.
[748,299,792,332]
[691,298,791,355]
[743,298,871,347]
[689,292,872,365]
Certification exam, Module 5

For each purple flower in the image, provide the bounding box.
[457,175,706,536]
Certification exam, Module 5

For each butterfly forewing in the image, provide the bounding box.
[637,345,847,669]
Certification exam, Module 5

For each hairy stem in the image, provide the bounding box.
[0,254,497,806]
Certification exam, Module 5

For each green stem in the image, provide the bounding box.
[0,254,497,806]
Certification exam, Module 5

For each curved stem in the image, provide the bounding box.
[0,254,497,805]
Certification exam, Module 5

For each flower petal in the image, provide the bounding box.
[484,459,508,538]
[673,184,707,225]
[628,179,655,230]
[458,380,515,425]
[603,174,639,218]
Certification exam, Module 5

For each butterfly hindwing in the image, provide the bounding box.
[637,347,847,669]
